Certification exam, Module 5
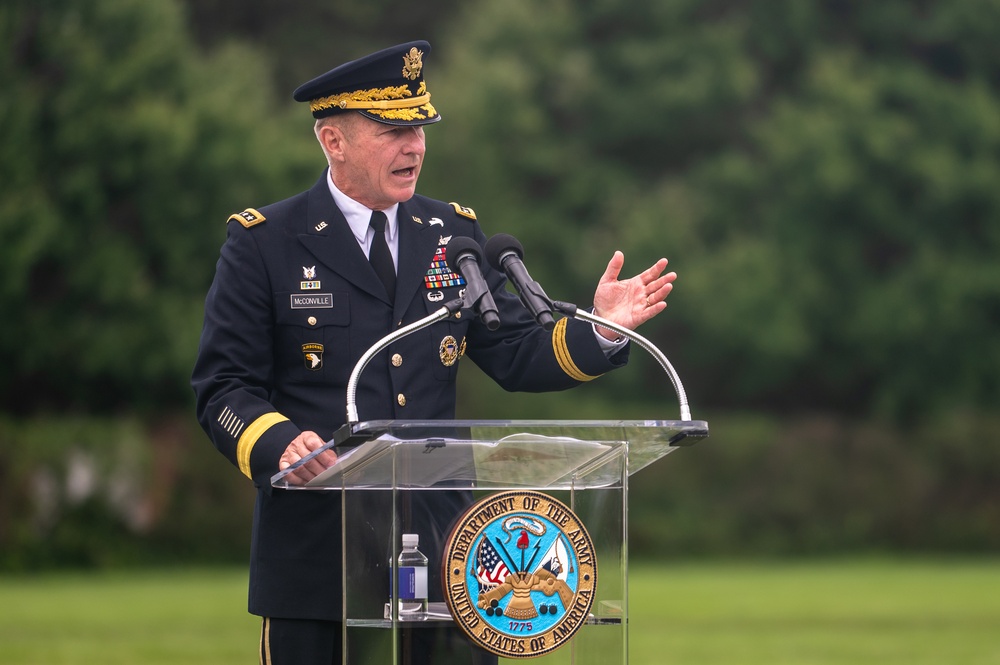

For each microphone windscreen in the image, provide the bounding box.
[484,233,524,271]
[446,235,484,263]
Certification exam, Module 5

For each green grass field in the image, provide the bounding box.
[1,559,998,664]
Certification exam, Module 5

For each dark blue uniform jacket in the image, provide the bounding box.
[191,172,628,620]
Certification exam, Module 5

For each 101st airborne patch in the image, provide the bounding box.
[443,491,597,659]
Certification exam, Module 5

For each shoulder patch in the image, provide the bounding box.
[227,208,266,228]
[449,202,477,220]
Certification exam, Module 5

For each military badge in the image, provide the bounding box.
[424,246,466,290]
[443,491,598,659]
[427,290,444,303]
[440,335,459,366]
[429,217,444,227]
[301,266,321,290]
[302,343,324,370]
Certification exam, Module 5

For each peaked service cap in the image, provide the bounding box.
[293,40,441,126]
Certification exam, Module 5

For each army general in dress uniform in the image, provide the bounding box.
[191,40,676,665]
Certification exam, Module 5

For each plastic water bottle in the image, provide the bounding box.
[397,533,428,617]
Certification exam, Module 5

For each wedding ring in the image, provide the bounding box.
[645,295,651,307]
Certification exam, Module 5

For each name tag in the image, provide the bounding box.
[290,293,334,309]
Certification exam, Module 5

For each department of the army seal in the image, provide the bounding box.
[442,491,597,659]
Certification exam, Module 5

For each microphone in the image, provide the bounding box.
[484,233,555,330]
[446,236,500,330]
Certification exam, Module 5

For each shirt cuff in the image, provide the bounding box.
[592,323,628,357]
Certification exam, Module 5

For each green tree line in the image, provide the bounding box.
[1,0,997,568]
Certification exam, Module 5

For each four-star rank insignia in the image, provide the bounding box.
[449,202,477,220]
[302,343,324,370]
[228,208,266,228]
[443,491,597,659]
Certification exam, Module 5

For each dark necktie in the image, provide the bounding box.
[368,210,395,303]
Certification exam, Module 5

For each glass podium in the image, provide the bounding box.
[272,418,708,664]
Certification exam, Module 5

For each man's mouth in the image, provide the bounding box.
[393,166,416,178]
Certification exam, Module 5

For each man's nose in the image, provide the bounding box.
[402,128,425,153]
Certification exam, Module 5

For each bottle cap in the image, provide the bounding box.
[402,533,419,548]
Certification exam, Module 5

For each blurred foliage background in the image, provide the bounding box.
[0,0,998,571]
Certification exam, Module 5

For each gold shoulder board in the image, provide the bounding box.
[449,202,477,220]
[227,208,266,228]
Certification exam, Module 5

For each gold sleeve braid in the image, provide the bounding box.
[551,318,601,382]
[236,412,290,478]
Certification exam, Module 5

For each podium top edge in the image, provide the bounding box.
[273,419,709,488]
[334,419,709,447]
[349,418,709,429]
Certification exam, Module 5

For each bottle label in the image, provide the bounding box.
[398,566,428,599]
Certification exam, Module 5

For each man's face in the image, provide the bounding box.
[332,117,426,210]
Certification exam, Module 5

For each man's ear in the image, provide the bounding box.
[319,124,347,163]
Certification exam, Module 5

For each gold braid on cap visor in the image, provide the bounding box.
[309,83,432,114]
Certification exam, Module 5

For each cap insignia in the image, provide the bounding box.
[402,47,424,80]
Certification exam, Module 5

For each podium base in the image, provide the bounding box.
[368,602,624,628]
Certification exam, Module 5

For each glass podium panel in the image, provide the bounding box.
[272,419,707,664]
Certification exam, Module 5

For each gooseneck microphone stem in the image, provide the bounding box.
[346,298,464,424]
[484,234,556,331]
[496,249,556,330]
[446,236,500,331]
[553,301,693,421]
